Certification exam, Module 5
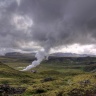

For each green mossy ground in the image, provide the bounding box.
[0,56,96,96]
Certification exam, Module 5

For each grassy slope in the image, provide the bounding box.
[0,56,96,95]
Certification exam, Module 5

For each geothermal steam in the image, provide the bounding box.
[22,40,51,71]
[22,50,48,71]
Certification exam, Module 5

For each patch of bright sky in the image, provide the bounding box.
[51,44,96,55]
[13,14,33,32]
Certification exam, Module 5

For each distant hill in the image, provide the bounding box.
[5,52,96,58]
[50,52,96,57]
[5,52,35,58]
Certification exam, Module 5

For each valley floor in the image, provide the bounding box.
[0,56,96,96]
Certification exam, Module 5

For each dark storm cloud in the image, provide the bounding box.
[0,0,96,52]
[19,0,68,22]
[20,0,96,45]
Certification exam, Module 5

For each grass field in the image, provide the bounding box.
[0,56,96,96]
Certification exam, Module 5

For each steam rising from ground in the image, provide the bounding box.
[1,0,96,66]
[22,40,51,71]
[22,50,49,71]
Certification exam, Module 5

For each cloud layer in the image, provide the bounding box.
[0,0,96,54]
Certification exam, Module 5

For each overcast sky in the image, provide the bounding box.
[0,0,96,55]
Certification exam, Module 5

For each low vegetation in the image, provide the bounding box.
[0,56,96,95]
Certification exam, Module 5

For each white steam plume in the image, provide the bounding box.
[22,51,47,71]
[22,40,51,71]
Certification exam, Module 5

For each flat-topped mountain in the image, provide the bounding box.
[4,52,96,58]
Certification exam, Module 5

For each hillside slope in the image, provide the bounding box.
[0,61,21,77]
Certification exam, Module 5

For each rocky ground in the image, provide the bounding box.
[0,84,26,96]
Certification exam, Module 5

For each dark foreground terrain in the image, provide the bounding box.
[0,56,96,96]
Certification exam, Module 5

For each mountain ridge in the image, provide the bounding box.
[4,52,96,58]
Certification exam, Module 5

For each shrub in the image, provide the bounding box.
[34,88,46,94]
[1,80,9,85]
